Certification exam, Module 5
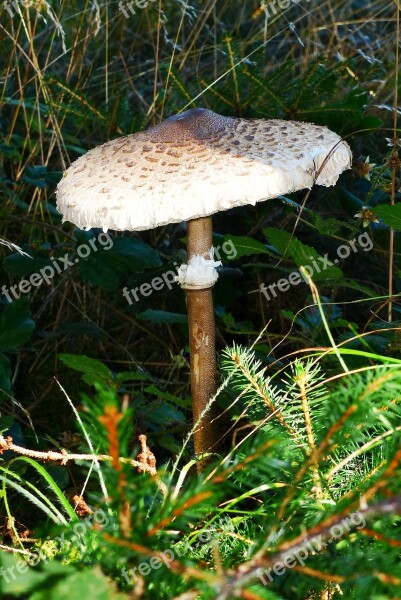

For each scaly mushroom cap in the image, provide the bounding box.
[56,108,351,231]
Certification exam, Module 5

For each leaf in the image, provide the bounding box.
[213,234,273,260]
[116,371,151,383]
[106,237,162,271]
[0,354,11,398]
[282,298,343,332]
[0,554,65,595]
[0,299,35,351]
[0,142,22,160]
[375,205,401,231]
[58,354,114,386]
[78,236,162,291]
[0,415,14,433]
[218,310,254,333]
[3,254,51,277]
[0,558,124,599]
[139,400,186,428]
[144,384,191,409]
[41,322,105,339]
[79,258,120,291]
[263,227,343,281]
[40,569,120,600]
[356,115,383,131]
[138,310,188,324]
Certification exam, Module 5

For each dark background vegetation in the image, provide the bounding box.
[0,1,400,598]
[0,0,398,450]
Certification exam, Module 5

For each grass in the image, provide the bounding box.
[0,1,400,598]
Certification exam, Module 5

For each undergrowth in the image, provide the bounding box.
[0,1,400,598]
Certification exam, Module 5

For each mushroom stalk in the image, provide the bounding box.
[186,216,220,469]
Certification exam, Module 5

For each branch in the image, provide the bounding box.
[0,435,167,495]
[213,495,401,599]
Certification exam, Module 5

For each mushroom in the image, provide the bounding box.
[56,108,352,470]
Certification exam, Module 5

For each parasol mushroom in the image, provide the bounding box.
[56,108,352,471]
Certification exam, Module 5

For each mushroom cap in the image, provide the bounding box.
[56,108,352,231]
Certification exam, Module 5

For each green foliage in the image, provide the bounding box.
[375,204,401,231]
[0,456,78,526]
[137,310,188,324]
[58,354,117,387]
[213,233,273,259]
[59,354,189,454]
[0,299,35,399]
[264,227,344,281]
[0,299,35,352]
[0,554,125,599]
[0,0,400,597]
[77,234,162,292]
[1,353,401,598]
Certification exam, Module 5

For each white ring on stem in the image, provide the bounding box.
[175,249,221,290]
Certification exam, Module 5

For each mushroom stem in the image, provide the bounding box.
[186,216,220,470]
